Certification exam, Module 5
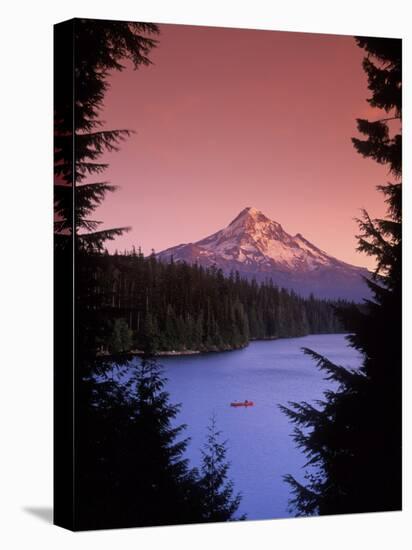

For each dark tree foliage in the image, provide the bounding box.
[77,356,205,529]
[90,251,344,355]
[199,416,244,522]
[281,37,402,515]
[54,18,159,252]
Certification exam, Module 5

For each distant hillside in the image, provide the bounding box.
[93,252,347,355]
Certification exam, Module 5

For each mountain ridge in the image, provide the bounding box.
[157,207,370,301]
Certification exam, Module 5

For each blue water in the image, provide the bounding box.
[155,334,362,520]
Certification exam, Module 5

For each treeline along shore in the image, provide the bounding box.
[81,249,348,356]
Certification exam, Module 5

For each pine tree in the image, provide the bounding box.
[128,355,206,525]
[77,355,207,528]
[199,415,244,522]
[54,19,158,252]
[280,36,402,515]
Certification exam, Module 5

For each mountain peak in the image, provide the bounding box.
[244,206,260,216]
[229,206,271,227]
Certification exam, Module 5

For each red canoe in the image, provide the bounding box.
[230,400,254,407]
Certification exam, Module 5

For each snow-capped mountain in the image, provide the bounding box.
[157,207,370,301]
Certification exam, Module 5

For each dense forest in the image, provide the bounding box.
[85,250,345,355]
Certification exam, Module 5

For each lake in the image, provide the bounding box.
[156,334,362,521]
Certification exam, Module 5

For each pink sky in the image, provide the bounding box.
[96,23,389,270]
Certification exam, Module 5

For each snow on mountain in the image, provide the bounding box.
[157,207,370,301]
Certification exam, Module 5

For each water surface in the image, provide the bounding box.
[157,334,362,520]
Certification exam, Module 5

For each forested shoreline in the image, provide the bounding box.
[84,250,347,356]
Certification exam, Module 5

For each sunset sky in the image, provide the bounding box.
[97,23,389,270]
